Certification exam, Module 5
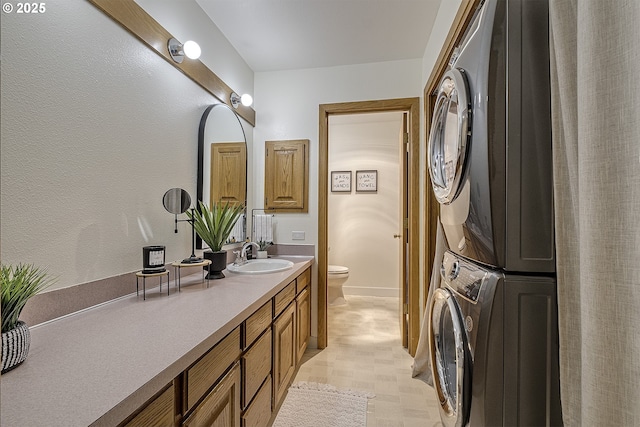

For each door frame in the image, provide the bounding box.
[317,98,420,354]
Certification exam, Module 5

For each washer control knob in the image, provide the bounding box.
[465,316,473,332]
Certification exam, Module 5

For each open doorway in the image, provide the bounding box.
[328,111,403,296]
[318,98,420,355]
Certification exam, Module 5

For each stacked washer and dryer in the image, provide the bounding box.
[426,0,563,426]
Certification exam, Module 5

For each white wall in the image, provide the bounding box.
[421,0,464,85]
[328,112,403,297]
[0,0,464,318]
[251,0,463,306]
[136,0,254,99]
[253,59,422,248]
[0,0,253,291]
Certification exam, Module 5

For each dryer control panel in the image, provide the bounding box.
[441,251,488,302]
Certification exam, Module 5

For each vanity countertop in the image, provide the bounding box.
[0,256,313,426]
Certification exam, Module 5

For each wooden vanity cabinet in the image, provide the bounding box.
[183,363,241,427]
[272,267,312,409]
[241,300,273,427]
[123,382,176,427]
[244,301,272,348]
[273,302,297,407]
[185,327,241,412]
[296,287,311,364]
[242,330,272,407]
[242,376,272,427]
[295,268,311,364]
[122,266,311,427]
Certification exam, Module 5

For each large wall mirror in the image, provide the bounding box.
[197,103,248,248]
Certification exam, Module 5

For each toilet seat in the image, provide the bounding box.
[328,265,349,275]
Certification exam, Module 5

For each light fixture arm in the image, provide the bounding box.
[168,38,201,64]
[230,92,253,109]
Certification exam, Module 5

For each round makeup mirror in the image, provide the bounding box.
[162,188,191,214]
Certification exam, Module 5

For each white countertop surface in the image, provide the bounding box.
[0,256,313,426]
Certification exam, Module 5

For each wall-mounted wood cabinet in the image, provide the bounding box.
[210,142,247,207]
[264,139,309,212]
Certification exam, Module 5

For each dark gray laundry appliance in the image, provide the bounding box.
[428,0,554,273]
[426,0,562,425]
[429,251,562,426]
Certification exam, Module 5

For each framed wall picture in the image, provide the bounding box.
[331,171,352,192]
[356,170,377,192]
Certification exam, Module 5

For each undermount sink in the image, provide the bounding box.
[227,258,294,274]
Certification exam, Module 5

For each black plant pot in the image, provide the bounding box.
[203,250,227,279]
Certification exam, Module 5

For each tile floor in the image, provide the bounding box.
[292,295,443,427]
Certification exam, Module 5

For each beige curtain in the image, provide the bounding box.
[549,1,640,425]
[411,219,448,386]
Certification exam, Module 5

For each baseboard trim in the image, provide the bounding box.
[343,286,399,298]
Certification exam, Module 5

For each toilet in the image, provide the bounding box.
[327,265,349,306]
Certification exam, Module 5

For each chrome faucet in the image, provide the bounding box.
[241,241,260,259]
[234,241,260,265]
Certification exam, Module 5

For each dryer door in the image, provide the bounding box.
[427,68,471,205]
[428,287,472,427]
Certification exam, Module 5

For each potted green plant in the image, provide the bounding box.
[256,240,272,259]
[1,263,55,373]
[187,201,244,279]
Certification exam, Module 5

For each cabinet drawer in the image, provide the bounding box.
[124,383,174,427]
[242,329,272,409]
[296,268,311,294]
[242,376,272,427]
[274,281,295,318]
[244,301,272,349]
[183,363,241,427]
[186,327,241,411]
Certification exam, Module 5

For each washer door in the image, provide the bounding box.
[428,287,472,427]
[427,68,472,205]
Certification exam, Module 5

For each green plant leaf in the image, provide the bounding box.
[1,264,56,333]
[187,201,244,252]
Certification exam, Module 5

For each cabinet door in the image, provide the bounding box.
[242,376,272,427]
[273,303,296,407]
[242,329,272,409]
[210,142,247,207]
[183,363,241,427]
[296,287,310,364]
[264,139,309,212]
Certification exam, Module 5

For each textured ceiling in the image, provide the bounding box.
[196,0,442,72]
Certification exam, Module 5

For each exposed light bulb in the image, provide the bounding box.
[240,94,253,107]
[182,40,201,60]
